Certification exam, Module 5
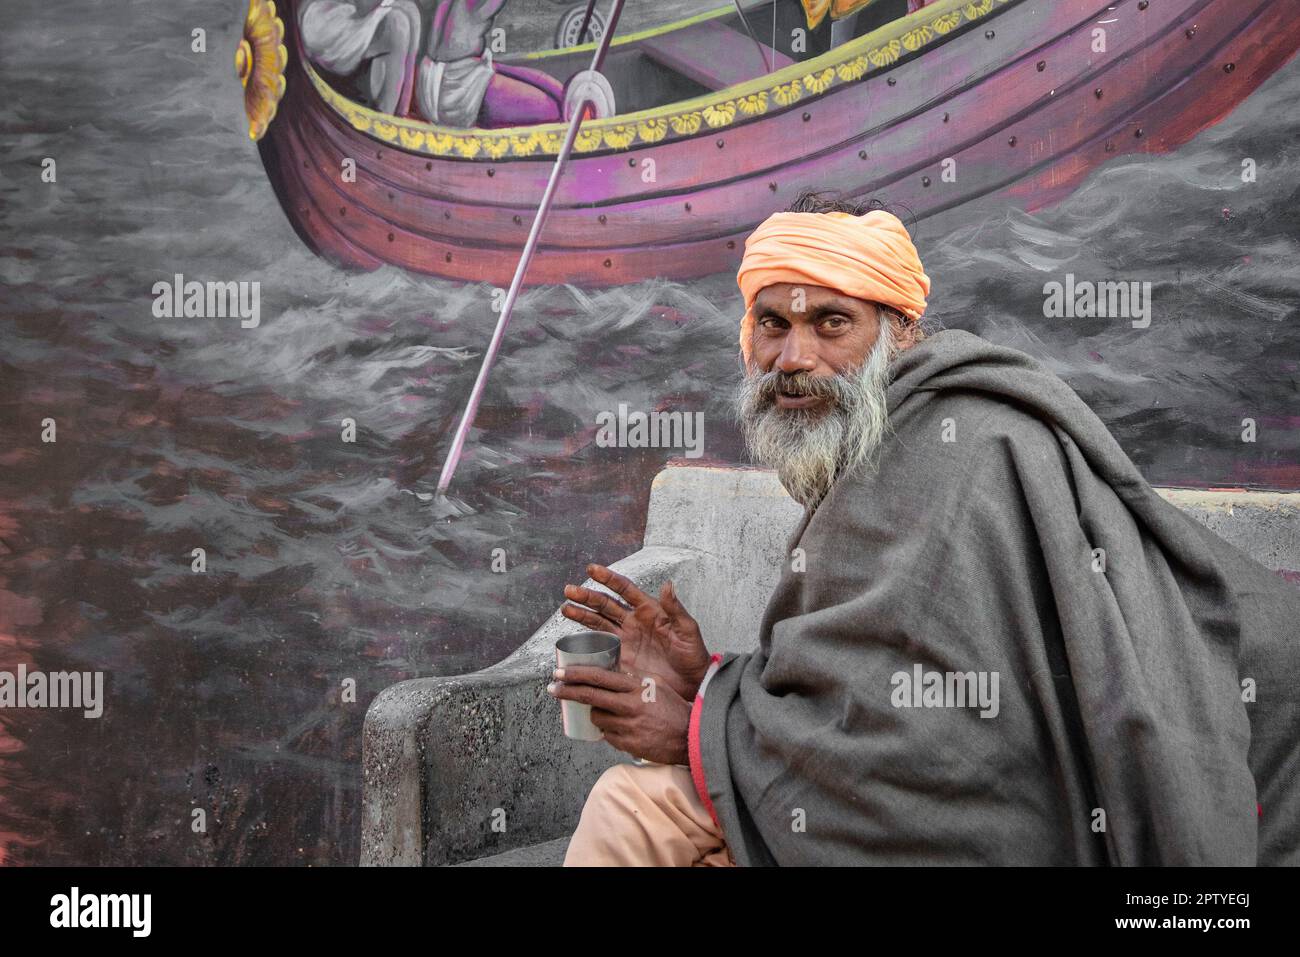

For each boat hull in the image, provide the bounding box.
[258,0,1300,287]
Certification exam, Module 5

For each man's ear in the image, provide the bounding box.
[888,308,918,350]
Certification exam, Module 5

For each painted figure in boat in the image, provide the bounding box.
[298,0,422,116]
[299,0,588,128]
[417,0,590,128]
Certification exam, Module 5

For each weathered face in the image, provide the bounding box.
[748,282,885,407]
[735,283,901,507]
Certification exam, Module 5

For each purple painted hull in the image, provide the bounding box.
[257,0,1300,286]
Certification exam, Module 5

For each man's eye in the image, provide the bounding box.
[822,316,848,329]
[758,315,786,329]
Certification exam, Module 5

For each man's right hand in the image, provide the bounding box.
[561,564,711,702]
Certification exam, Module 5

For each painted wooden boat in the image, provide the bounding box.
[246,0,1300,287]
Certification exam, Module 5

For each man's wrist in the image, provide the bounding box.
[684,660,710,698]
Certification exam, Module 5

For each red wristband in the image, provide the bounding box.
[687,653,724,829]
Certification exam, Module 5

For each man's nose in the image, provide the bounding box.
[775,327,818,374]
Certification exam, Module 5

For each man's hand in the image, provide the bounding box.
[561,564,710,702]
[547,665,692,765]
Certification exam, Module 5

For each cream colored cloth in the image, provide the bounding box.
[563,763,735,867]
[416,51,494,127]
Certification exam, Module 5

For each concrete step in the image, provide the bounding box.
[453,836,571,867]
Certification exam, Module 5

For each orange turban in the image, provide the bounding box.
[736,209,931,366]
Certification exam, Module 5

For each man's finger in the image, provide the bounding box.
[659,580,690,621]
[596,726,632,756]
[548,681,633,715]
[587,564,652,608]
[563,583,630,625]
[560,602,620,633]
[553,665,640,693]
[589,710,628,735]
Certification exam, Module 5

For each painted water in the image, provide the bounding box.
[1,0,1297,864]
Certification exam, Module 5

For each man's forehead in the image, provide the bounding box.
[754,282,873,311]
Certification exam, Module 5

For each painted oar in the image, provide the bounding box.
[730,0,771,73]
[435,0,626,497]
[575,0,599,45]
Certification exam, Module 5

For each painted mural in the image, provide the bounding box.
[1,0,1297,864]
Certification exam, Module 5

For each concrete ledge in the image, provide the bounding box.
[453,835,571,867]
[1156,488,1300,579]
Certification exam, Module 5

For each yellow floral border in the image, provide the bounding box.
[306,0,1008,160]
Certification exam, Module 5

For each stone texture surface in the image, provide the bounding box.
[454,836,571,867]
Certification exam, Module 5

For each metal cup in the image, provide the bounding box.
[555,631,621,742]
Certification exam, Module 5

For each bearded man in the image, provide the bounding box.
[549,191,1300,866]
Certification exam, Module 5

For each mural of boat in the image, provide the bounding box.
[248,0,1300,288]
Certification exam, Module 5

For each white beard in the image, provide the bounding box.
[734,319,897,508]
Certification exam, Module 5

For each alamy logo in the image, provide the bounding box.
[0,666,103,718]
[595,403,704,458]
[151,273,261,328]
[50,887,151,937]
[1042,273,1151,328]
[890,664,1000,718]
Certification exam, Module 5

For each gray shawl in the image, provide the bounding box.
[698,329,1300,865]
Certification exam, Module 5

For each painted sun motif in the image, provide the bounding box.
[236,0,288,141]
